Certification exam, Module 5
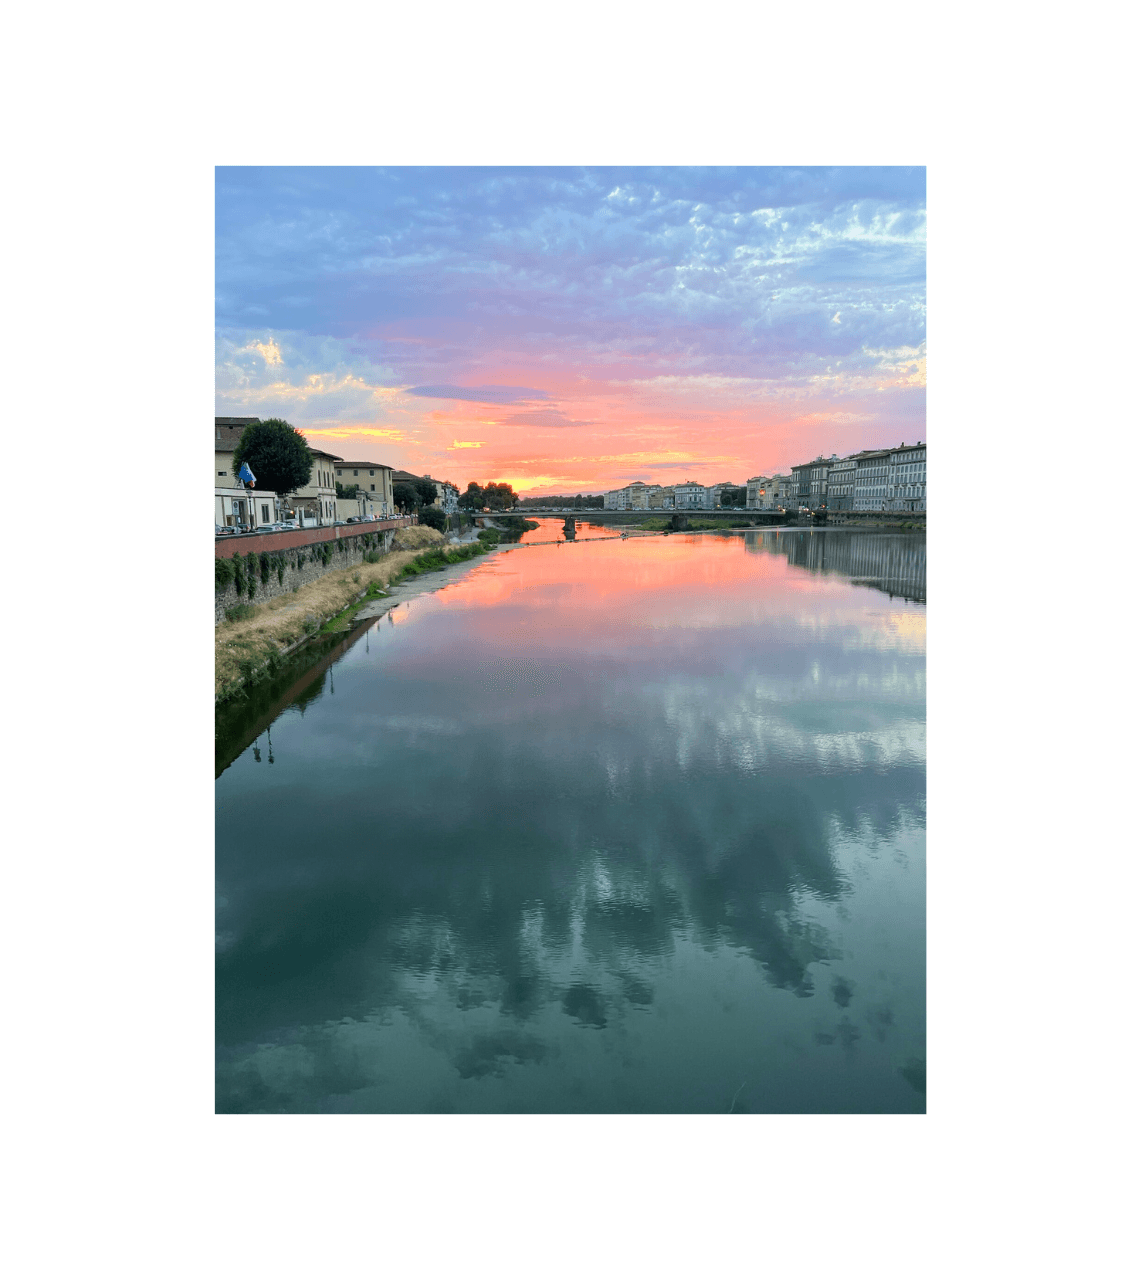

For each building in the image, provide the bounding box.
[649,486,676,510]
[825,455,859,512]
[430,479,460,514]
[707,481,737,509]
[291,446,342,525]
[673,481,710,510]
[334,460,395,517]
[747,476,788,509]
[791,455,837,509]
[852,450,893,511]
[885,442,926,511]
[214,417,279,529]
[603,481,659,510]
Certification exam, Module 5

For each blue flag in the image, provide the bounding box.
[238,462,256,486]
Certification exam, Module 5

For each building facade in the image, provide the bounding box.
[291,447,342,525]
[825,455,858,511]
[885,442,926,511]
[335,460,395,517]
[852,450,892,511]
[673,481,709,510]
[214,416,279,529]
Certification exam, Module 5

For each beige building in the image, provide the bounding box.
[291,446,342,525]
[334,460,395,517]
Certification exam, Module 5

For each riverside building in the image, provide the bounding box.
[885,443,926,512]
[853,450,893,511]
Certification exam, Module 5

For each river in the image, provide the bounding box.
[216,522,926,1112]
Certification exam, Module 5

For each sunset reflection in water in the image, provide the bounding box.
[216,528,925,1113]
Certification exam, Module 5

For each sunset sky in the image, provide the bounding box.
[215,167,925,495]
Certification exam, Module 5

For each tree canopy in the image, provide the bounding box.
[414,477,438,506]
[483,481,517,511]
[393,482,419,513]
[417,505,447,531]
[232,419,313,496]
[719,486,747,508]
[458,482,485,510]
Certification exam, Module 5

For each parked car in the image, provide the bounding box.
[254,523,280,533]
[215,525,236,536]
[333,520,348,527]
[278,520,299,530]
[345,516,361,524]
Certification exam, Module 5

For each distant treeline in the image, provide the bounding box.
[517,494,605,509]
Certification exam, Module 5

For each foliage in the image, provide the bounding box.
[216,558,235,590]
[414,477,438,506]
[363,549,381,563]
[476,528,500,545]
[336,482,359,498]
[417,504,447,531]
[224,603,257,623]
[518,494,604,509]
[458,482,484,510]
[232,418,313,497]
[393,482,418,513]
[719,486,747,508]
[483,481,517,511]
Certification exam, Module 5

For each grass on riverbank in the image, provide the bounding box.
[215,526,482,702]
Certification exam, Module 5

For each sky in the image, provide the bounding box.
[216,167,925,495]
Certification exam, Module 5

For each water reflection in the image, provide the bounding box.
[217,532,925,1112]
[744,528,926,603]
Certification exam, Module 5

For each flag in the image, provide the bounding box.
[238,462,256,486]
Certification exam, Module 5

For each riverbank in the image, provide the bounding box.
[215,526,492,704]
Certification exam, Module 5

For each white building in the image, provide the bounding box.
[214,417,279,529]
[673,481,710,510]
[885,442,926,511]
[853,450,893,511]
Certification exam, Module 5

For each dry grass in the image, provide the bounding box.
[215,527,446,700]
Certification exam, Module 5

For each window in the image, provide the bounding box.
[218,471,225,476]
[370,484,375,491]
[353,469,359,476]
[261,504,270,523]
[369,470,374,476]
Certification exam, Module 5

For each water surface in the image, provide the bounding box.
[216,526,926,1112]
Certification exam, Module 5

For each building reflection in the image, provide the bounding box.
[744,529,926,603]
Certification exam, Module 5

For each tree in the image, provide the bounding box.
[418,505,446,531]
[483,481,517,511]
[335,481,359,499]
[414,477,438,506]
[458,482,485,511]
[719,486,747,508]
[232,419,313,496]
[393,482,418,513]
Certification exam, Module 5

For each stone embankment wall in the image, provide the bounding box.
[215,526,397,623]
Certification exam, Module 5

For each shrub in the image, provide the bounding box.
[224,603,257,623]
[215,558,235,590]
[364,550,381,563]
[232,552,246,597]
[477,528,500,545]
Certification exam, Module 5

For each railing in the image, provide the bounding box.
[214,516,413,558]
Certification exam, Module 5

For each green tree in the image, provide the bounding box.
[232,419,313,496]
[335,481,359,499]
[459,482,485,510]
[483,481,517,511]
[393,482,418,513]
[418,505,446,531]
[719,486,747,508]
[414,477,438,506]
